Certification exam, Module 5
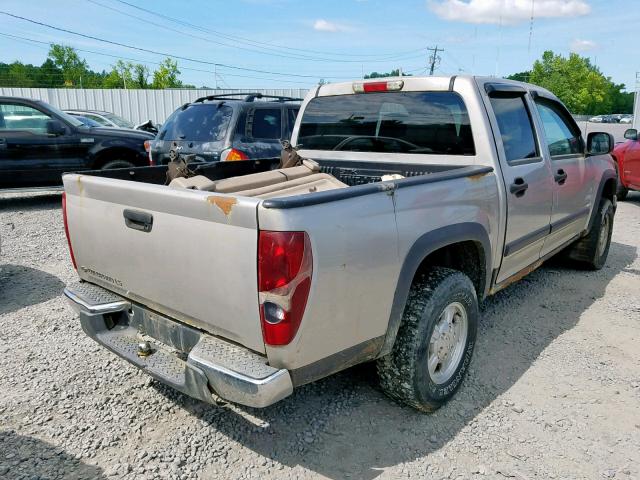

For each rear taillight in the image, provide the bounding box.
[61,192,77,270]
[224,148,249,161]
[144,140,155,166]
[353,79,404,93]
[258,231,312,346]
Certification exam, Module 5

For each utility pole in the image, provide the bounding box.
[427,46,443,76]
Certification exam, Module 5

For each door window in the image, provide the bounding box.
[251,108,282,139]
[0,103,52,133]
[534,99,583,157]
[489,95,539,163]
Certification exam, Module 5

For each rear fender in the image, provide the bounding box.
[379,222,492,357]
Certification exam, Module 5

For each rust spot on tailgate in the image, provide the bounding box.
[207,195,237,217]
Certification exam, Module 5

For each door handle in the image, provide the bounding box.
[123,209,153,233]
[509,177,528,197]
[554,169,568,185]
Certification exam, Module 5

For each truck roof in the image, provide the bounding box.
[314,75,558,103]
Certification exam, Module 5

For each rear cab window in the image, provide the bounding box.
[297,92,475,155]
[488,95,539,163]
[159,104,233,142]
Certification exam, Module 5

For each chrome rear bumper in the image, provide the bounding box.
[64,282,293,408]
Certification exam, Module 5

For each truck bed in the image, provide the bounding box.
[77,157,482,192]
[63,158,491,356]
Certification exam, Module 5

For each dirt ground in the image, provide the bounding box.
[0,191,639,480]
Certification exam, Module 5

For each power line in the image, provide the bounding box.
[111,0,429,61]
[88,0,428,64]
[0,11,337,79]
[0,32,316,86]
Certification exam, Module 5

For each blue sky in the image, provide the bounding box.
[0,0,638,90]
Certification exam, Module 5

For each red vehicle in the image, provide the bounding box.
[612,128,640,200]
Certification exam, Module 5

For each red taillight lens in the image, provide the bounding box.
[353,79,404,93]
[363,81,389,92]
[225,148,249,161]
[258,231,312,346]
[61,192,77,270]
[144,140,155,166]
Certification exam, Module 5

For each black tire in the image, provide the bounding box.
[101,160,136,170]
[565,198,614,270]
[616,184,629,201]
[377,267,478,412]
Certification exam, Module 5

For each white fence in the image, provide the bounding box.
[0,88,310,125]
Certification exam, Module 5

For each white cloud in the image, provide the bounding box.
[570,38,596,52]
[429,0,591,25]
[313,19,349,32]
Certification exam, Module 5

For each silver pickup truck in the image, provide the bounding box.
[62,76,617,412]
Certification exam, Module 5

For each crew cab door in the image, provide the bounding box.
[483,85,554,283]
[532,96,592,256]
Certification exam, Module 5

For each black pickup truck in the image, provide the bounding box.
[0,97,154,189]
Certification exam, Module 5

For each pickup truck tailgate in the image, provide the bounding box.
[63,174,265,354]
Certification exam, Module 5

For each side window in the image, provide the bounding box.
[534,100,583,157]
[0,103,52,133]
[286,108,298,137]
[251,108,282,139]
[489,95,539,163]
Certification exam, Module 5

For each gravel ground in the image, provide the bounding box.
[1,191,639,480]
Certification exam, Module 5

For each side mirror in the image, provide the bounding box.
[624,128,638,141]
[586,132,614,155]
[46,119,66,136]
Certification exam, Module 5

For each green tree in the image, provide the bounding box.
[102,60,134,89]
[527,51,619,115]
[7,62,35,87]
[132,63,149,88]
[506,71,531,83]
[48,44,89,87]
[364,69,410,79]
[36,58,64,87]
[152,58,182,89]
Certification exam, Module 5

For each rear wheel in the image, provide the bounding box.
[565,198,614,270]
[377,267,478,412]
[101,159,136,170]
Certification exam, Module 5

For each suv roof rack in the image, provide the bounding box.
[192,93,303,104]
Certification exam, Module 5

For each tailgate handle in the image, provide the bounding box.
[123,209,153,233]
